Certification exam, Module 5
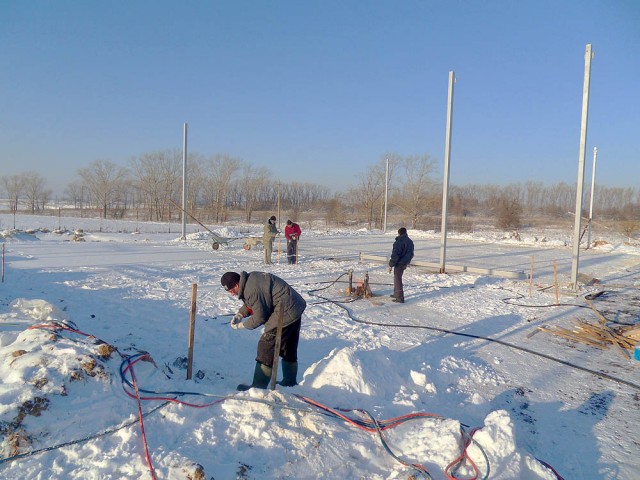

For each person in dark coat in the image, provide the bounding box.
[284,220,302,264]
[263,215,279,264]
[221,271,306,390]
[388,227,414,303]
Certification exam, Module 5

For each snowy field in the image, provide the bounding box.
[1,213,639,480]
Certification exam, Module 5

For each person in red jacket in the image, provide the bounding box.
[284,220,302,264]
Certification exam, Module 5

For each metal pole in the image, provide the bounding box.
[181,123,188,240]
[586,146,598,249]
[277,181,281,263]
[439,71,455,273]
[570,44,593,289]
[383,158,389,233]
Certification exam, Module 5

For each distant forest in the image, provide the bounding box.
[2,150,639,237]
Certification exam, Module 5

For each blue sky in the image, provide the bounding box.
[1,1,639,195]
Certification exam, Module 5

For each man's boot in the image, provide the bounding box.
[278,360,298,387]
[237,362,272,391]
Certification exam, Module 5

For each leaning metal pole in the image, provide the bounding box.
[439,71,455,273]
[570,44,593,289]
[586,146,598,249]
[181,122,188,240]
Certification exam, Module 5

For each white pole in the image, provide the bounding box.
[570,44,593,289]
[181,123,188,240]
[439,71,455,273]
[383,158,389,233]
[586,147,598,249]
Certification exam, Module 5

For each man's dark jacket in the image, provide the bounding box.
[389,233,414,268]
[236,271,306,332]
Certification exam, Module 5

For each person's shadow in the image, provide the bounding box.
[490,388,615,479]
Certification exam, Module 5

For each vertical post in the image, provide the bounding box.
[2,243,5,283]
[529,256,534,297]
[347,270,353,295]
[181,123,188,241]
[383,158,389,233]
[277,182,281,264]
[186,283,198,380]
[554,260,559,305]
[586,147,598,249]
[571,44,593,290]
[439,71,455,273]
[364,271,372,297]
[270,302,285,390]
[58,207,61,231]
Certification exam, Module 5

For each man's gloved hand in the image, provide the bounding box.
[231,313,244,329]
[388,266,393,273]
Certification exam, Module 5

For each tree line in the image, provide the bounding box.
[2,151,639,232]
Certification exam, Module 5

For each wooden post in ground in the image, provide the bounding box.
[186,283,198,380]
[529,256,534,297]
[554,260,559,305]
[270,302,285,390]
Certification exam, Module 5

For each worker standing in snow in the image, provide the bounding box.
[284,219,301,264]
[263,215,279,264]
[221,271,306,391]
[388,227,414,303]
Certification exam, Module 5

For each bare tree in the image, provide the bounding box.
[349,168,384,229]
[77,160,129,219]
[496,194,523,230]
[65,181,84,209]
[1,174,26,213]
[393,154,437,228]
[130,150,182,221]
[201,154,241,223]
[324,194,347,227]
[349,155,400,229]
[239,165,271,222]
[23,171,50,213]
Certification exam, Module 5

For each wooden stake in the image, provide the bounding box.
[553,259,559,305]
[186,283,198,380]
[270,302,285,390]
[529,256,534,297]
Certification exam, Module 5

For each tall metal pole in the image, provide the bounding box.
[383,158,389,233]
[277,181,281,226]
[439,71,455,273]
[570,44,593,289]
[586,146,598,249]
[181,123,188,240]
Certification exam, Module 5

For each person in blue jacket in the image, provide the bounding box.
[388,227,414,303]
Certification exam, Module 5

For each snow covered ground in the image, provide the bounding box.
[1,213,639,479]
